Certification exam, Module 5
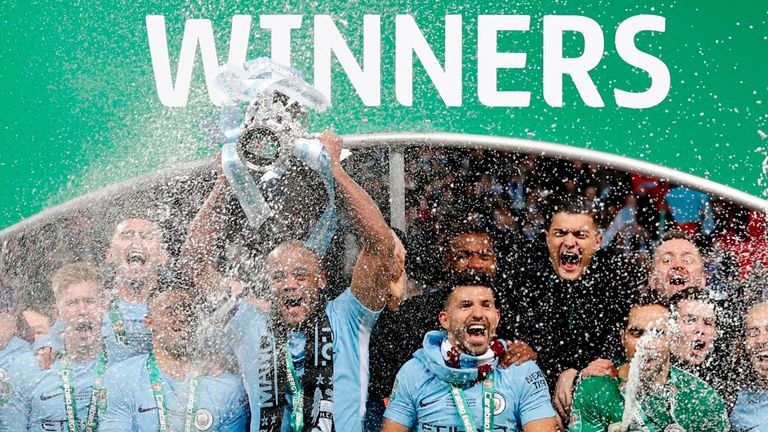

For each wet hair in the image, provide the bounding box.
[543,195,599,231]
[50,262,102,298]
[146,266,191,309]
[442,271,496,310]
[623,288,669,326]
[668,288,716,317]
[653,230,705,261]
[439,215,494,254]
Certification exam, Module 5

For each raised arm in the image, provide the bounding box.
[179,166,230,297]
[320,131,395,311]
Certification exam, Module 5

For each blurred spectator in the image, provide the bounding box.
[665,184,714,236]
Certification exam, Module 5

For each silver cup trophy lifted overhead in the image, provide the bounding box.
[209,58,337,255]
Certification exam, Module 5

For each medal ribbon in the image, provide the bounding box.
[146,353,201,432]
[449,374,494,432]
[108,296,128,345]
[59,349,108,432]
[284,343,303,432]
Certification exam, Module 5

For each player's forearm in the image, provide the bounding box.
[179,175,230,293]
[332,164,393,257]
[380,418,410,432]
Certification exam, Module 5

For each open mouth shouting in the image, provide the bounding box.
[280,296,309,324]
[560,252,582,273]
[687,338,710,363]
[127,251,148,266]
[461,322,491,353]
[75,322,95,333]
[667,274,689,290]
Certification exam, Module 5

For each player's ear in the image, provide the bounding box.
[439,311,449,331]
[145,314,153,331]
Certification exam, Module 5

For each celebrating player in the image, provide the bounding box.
[3,263,108,432]
[98,277,248,431]
[569,299,728,431]
[382,274,557,432]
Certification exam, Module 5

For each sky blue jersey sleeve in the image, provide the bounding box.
[514,361,557,425]
[326,287,382,333]
[326,288,383,432]
[382,360,419,429]
[2,354,34,432]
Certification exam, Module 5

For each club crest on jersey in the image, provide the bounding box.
[570,409,582,432]
[194,408,214,430]
[95,387,108,412]
[0,380,9,406]
[492,394,506,415]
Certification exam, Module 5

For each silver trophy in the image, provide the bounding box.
[208,58,337,254]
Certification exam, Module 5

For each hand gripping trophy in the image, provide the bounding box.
[194,59,339,342]
[208,58,338,255]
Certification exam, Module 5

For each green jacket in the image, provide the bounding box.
[569,366,729,432]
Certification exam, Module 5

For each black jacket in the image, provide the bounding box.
[497,243,643,390]
[367,289,449,401]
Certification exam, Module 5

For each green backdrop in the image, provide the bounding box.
[1,1,766,229]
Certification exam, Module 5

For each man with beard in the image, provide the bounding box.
[382,275,557,432]
[731,299,768,431]
[2,263,109,432]
[508,196,642,424]
[99,279,248,431]
[365,221,535,432]
[36,218,169,364]
[181,131,396,432]
[569,300,728,431]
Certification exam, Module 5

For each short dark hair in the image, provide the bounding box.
[543,195,598,231]
[623,288,669,326]
[147,266,191,308]
[652,230,705,262]
[668,288,715,316]
[660,229,697,244]
[442,271,496,310]
[439,215,493,250]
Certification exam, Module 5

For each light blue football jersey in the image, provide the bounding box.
[0,337,31,373]
[34,300,151,364]
[100,300,152,364]
[98,353,248,432]
[732,387,768,432]
[2,351,101,432]
[227,300,276,432]
[280,287,381,432]
[384,331,556,432]
[0,337,31,426]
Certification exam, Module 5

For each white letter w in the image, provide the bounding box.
[146,15,251,107]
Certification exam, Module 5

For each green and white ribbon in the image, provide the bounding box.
[59,349,108,432]
[449,374,495,432]
[284,343,303,432]
[108,296,127,345]
[146,353,200,432]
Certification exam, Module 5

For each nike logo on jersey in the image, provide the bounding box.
[40,392,63,401]
[419,398,441,408]
[138,406,158,413]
